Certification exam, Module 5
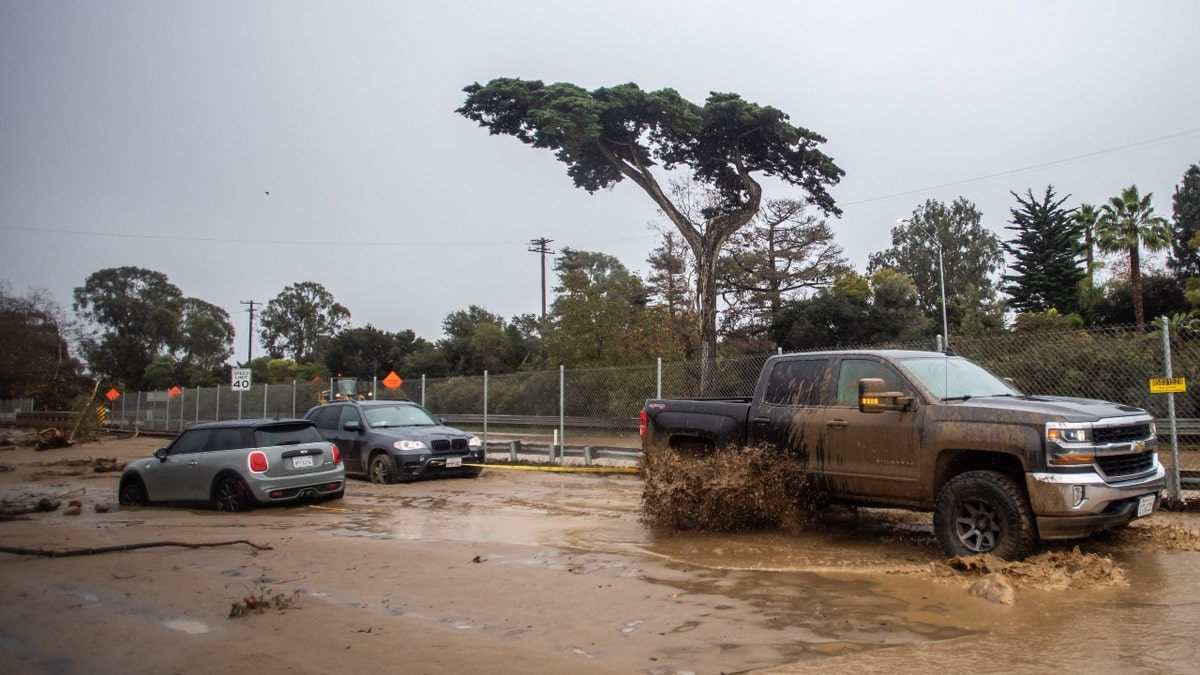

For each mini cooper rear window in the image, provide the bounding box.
[255,423,324,447]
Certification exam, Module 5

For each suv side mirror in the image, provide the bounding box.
[342,420,363,432]
[858,378,913,413]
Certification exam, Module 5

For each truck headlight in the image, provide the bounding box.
[1047,426,1089,443]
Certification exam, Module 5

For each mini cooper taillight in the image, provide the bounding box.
[330,444,342,464]
[248,451,269,473]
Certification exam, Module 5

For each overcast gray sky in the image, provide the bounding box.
[3,0,1199,362]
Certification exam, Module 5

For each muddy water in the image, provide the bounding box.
[337,471,1200,674]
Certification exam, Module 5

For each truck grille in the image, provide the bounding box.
[1096,452,1155,479]
[1094,423,1151,444]
[431,438,468,452]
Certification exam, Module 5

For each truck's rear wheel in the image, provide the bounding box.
[934,470,1035,561]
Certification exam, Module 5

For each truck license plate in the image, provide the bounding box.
[446,457,462,468]
[1136,494,1155,518]
[292,455,314,469]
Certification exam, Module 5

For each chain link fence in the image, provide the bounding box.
[4,319,1195,496]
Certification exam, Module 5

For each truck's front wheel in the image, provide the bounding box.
[934,471,1035,561]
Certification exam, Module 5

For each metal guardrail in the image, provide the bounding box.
[484,440,640,466]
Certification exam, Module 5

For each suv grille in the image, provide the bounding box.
[431,438,468,452]
[1096,452,1155,479]
[1094,423,1151,444]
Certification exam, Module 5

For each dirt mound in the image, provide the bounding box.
[640,444,820,532]
[932,547,1126,590]
[1090,519,1200,552]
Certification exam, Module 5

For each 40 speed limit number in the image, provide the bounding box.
[231,368,252,391]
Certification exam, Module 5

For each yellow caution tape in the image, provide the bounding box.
[463,463,640,474]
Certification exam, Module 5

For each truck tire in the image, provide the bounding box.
[934,470,1035,561]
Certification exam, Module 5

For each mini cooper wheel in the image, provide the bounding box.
[118,476,148,506]
[214,475,253,512]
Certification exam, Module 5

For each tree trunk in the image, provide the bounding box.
[1130,246,1144,329]
[696,248,720,396]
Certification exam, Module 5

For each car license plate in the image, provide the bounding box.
[293,455,314,469]
[446,457,462,468]
[1136,494,1155,518]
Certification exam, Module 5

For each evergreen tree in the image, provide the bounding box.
[1168,163,1200,279]
[1001,186,1085,315]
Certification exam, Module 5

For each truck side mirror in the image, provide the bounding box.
[858,378,913,413]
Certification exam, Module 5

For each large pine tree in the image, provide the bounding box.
[1001,187,1085,315]
[1168,163,1200,279]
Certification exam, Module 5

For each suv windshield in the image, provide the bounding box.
[364,404,439,428]
[896,355,1021,400]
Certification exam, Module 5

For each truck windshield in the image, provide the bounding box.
[895,356,1021,400]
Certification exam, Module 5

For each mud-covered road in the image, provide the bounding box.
[2,436,1199,674]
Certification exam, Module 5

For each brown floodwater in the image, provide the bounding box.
[330,471,1200,674]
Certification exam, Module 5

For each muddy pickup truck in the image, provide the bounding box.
[639,349,1165,560]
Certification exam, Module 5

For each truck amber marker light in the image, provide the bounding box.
[860,397,879,406]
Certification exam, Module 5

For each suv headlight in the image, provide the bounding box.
[468,436,481,448]
[393,440,428,451]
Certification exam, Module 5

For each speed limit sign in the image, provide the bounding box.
[231,368,252,391]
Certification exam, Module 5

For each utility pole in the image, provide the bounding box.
[527,238,554,320]
[240,300,258,364]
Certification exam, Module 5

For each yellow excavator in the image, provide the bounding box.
[317,377,368,404]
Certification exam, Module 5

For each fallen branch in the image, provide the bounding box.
[0,539,274,558]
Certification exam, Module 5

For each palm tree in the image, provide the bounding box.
[1074,203,1100,283]
[1095,185,1171,328]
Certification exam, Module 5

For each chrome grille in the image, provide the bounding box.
[1094,423,1151,444]
[1096,452,1154,479]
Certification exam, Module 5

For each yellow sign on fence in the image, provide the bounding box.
[1149,377,1187,393]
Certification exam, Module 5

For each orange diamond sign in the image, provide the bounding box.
[168,386,182,398]
[105,388,120,401]
[382,371,403,390]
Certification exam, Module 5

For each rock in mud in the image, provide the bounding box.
[968,573,1016,606]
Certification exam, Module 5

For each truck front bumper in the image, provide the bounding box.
[1026,461,1166,540]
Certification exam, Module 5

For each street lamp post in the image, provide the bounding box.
[898,218,949,351]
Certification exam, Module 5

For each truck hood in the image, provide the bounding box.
[949,395,1150,422]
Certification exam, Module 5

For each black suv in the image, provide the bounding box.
[305,400,484,484]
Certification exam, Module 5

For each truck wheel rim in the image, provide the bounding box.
[953,497,1001,553]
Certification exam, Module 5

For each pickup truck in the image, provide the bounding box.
[639,349,1165,560]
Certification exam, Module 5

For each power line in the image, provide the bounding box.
[843,127,1200,208]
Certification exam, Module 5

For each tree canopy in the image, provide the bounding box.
[1001,186,1085,316]
[1095,185,1171,328]
[73,266,185,388]
[259,281,351,362]
[869,198,1005,340]
[458,78,842,392]
[0,283,88,407]
[1169,163,1200,279]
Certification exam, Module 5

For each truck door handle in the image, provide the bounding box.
[751,417,770,425]
[826,419,848,428]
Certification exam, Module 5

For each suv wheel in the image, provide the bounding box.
[933,470,1035,561]
[369,454,396,485]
